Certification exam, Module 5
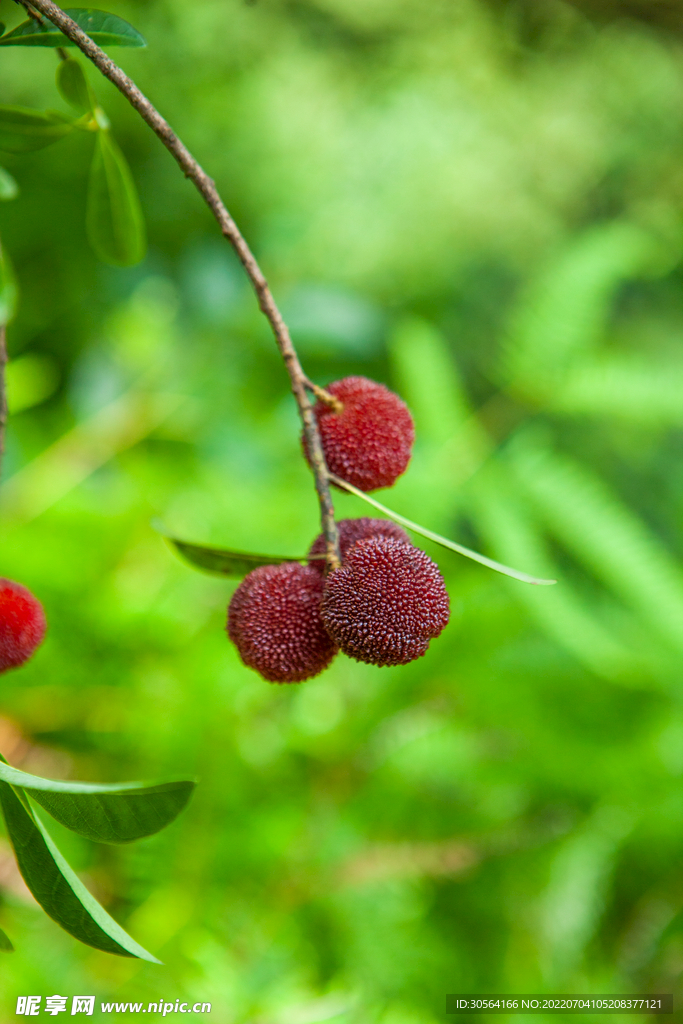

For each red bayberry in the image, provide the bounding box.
[321,537,449,666]
[308,517,411,574]
[0,579,46,672]
[227,563,338,683]
[305,376,415,492]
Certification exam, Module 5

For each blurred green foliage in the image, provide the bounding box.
[1,0,683,1020]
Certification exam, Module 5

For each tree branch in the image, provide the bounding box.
[22,0,342,569]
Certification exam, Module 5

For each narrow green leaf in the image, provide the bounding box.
[0,9,146,48]
[86,129,146,266]
[0,24,5,37]
[0,927,14,952]
[328,473,556,586]
[0,166,18,200]
[0,106,74,153]
[57,57,94,112]
[166,538,317,576]
[0,239,18,326]
[0,780,160,961]
[31,783,194,844]
[153,521,325,576]
[0,759,194,843]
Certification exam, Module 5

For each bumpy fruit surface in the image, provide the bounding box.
[305,376,415,491]
[321,537,449,666]
[0,579,46,672]
[307,517,411,574]
[227,563,338,683]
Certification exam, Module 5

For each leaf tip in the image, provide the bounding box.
[141,950,163,965]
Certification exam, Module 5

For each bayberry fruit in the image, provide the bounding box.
[0,579,46,672]
[305,376,415,492]
[308,517,411,574]
[227,563,338,683]
[321,537,449,666]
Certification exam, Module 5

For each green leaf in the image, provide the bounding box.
[0,759,194,843]
[31,783,194,844]
[86,129,146,266]
[162,536,317,577]
[0,166,18,200]
[0,9,146,48]
[0,927,14,952]
[0,780,160,961]
[57,57,94,112]
[327,473,556,586]
[0,106,74,153]
[0,239,18,326]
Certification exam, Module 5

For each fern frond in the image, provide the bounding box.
[501,222,661,400]
[552,353,683,424]
[507,430,683,656]
[469,465,636,681]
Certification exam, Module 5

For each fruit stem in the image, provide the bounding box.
[302,378,344,414]
[24,0,343,571]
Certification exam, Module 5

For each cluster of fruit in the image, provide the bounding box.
[227,376,450,683]
[0,377,451,685]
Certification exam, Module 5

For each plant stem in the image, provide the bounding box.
[22,0,342,569]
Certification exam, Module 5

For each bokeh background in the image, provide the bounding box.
[1,0,683,1019]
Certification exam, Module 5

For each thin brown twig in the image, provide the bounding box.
[23,0,342,569]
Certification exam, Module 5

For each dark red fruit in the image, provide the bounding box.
[305,376,415,492]
[307,517,411,574]
[227,563,338,683]
[0,579,46,672]
[321,537,449,666]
